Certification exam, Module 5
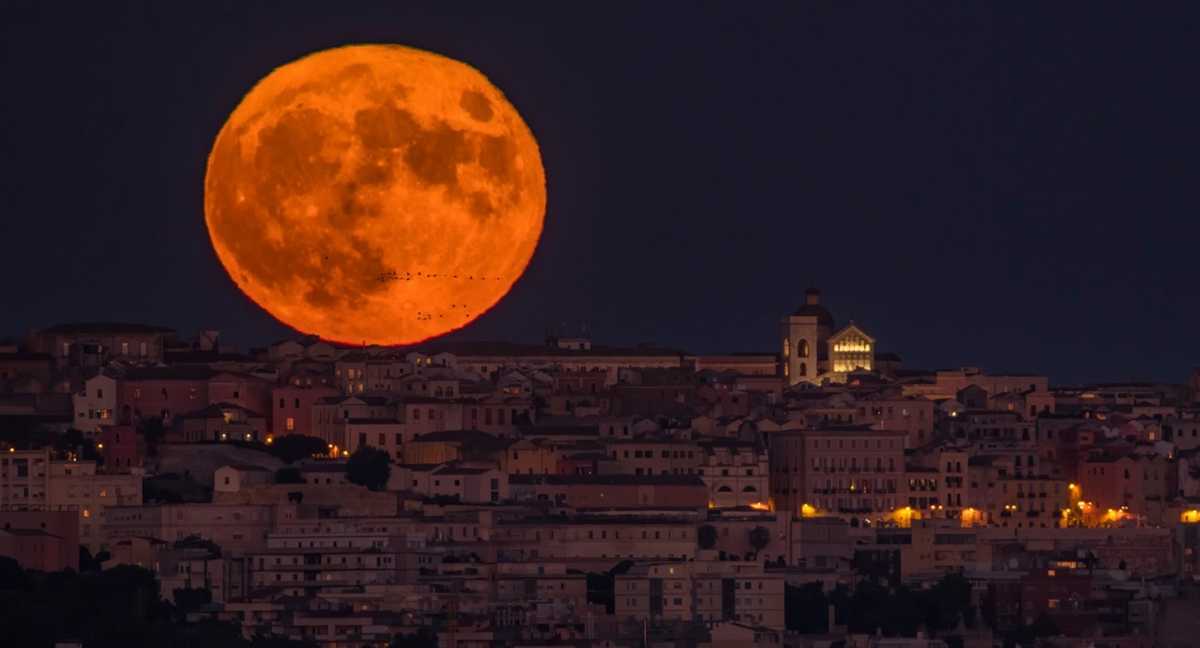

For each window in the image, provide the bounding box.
[286,417,295,431]
[139,341,148,356]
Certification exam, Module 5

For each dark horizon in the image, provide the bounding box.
[4,3,1199,385]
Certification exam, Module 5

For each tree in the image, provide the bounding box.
[748,525,771,556]
[269,435,328,463]
[173,587,212,615]
[785,582,828,633]
[139,417,167,457]
[55,428,101,462]
[249,636,319,648]
[921,572,972,633]
[390,628,438,648]
[346,446,391,491]
[80,546,110,572]
[697,524,718,550]
[274,466,305,484]
[586,572,615,614]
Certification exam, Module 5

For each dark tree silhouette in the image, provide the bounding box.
[138,418,167,457]
[274,466,305,484]
[0,560,315,648]
[268,435,329,463]
[748,525,771,556]
[785,582,828,632]
[346,446,391,491]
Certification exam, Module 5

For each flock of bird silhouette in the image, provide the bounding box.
[372,269,505,321]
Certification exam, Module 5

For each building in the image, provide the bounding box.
[271,383,340,440]
[103,503,277,553]
[46,458,142,551]
[214,465,274,494]
[827,322,875,381]
[0,509,79,571]
[494,515,698,561]
[615,559,784,630]
[781,289,834,386]
[28,322,174,368]
[698,439,771,509]
[509,473,709,509]
[768,426,906,525]
[72,373,118,436]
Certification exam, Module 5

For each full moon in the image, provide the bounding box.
[204,44,546,345]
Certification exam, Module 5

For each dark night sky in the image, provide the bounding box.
[2,3,1198,385]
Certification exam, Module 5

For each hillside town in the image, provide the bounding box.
[3,291,1200,648]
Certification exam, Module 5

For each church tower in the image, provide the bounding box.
[781,288,835,385]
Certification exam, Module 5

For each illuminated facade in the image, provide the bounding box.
[768,426,905,526]
[826,323,874,381]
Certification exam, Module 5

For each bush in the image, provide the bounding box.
[346,447,391,491]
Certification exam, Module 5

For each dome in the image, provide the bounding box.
[791,303,835,326]
[791,288,834,326]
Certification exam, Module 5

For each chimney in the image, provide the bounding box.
[805,288,821,305]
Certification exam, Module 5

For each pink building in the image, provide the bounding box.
[768,425,906,524]
[272,384,340,440]
[118,366,216,424]
[118,367,272,429]
[98,424,143,471]
[509,474,709,509]
[0,509,79,571]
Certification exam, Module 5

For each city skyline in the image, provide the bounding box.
[4,4,1200,384]
[5,4,1200,647]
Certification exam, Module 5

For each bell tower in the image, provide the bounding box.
[781,288,834,385]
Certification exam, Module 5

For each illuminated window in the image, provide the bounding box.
[286,417,295,431]
[798,339,809,358]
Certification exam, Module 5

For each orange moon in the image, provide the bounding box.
[204,44,546,345]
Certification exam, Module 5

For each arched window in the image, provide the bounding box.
[742,485,758,492]
[798,339,810,358]
[799,362,807,376]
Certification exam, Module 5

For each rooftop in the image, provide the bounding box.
[38,322,175,335]
[509,473,705,487]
